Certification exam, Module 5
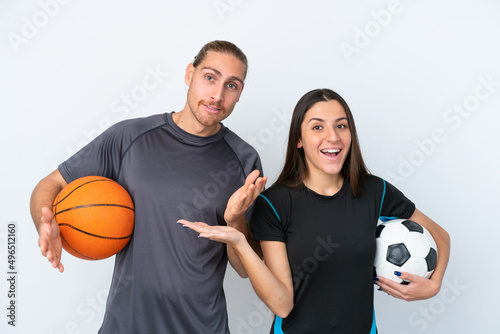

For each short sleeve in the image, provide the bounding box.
[58,122,128,183]
[251,192,288,243]
[380,179,416,220]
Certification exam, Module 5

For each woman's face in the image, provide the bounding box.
[298,100,352,179]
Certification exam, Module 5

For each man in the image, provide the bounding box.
[30,40,266,333]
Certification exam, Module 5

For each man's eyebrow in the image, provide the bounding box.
[201,66,244,84]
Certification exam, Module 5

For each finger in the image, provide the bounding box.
[375,283,402,299]
[46,250,60,269]
[374,276,401,295]
[257,179,267,193]
[255,176,267,191]
[53,260,64,272]
[46,248,55,262]
[51,252,64,272]
[198,231,221,240]
[376,275,416,300]
[177,220,210,232]
[248,177,267,200]
[244,170,261,187]
[198,229,239,245]
[38,236,47,253]
[376,275,403,289]
[40,245,48,257]
[177,219,209,227]
[41,206,54,222]
[231,192,250,211]
[396,271,420,284]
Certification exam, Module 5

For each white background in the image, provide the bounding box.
[1,0,499,333]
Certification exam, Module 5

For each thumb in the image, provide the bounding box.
[395,271,419,283]
[41,206,54,222]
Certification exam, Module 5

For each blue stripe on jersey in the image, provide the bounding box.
[259,195,284,333]
[380,216,399,222]
[378,179,386,218]
[370,307,377,333]
[379,180,399,222]
[259,194,281,222]
[274,315,284,333]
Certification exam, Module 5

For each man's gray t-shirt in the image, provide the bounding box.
[59,112,262,333]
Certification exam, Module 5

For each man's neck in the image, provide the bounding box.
[172,108,220,137]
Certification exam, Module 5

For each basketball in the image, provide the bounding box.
[52,176,135,260]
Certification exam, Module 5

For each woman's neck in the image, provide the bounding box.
[303,173,344,196]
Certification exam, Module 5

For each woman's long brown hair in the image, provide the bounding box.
[276,88,369,197]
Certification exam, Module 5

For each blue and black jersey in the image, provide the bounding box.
[251,175,415,333]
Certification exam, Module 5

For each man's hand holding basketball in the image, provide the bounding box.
[38,206,64,272]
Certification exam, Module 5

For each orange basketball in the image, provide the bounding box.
[52,176,135,260]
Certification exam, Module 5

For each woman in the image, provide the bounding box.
[178,88,450,333]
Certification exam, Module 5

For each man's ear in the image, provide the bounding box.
[185,63,195,86]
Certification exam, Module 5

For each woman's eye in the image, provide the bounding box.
[312,125,323,130]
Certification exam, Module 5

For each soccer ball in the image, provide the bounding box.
[374,219,438,283]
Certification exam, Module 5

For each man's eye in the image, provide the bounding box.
[205,75,214,81]
[228,83,237,89]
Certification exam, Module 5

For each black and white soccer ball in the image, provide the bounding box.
[374,219,438,283]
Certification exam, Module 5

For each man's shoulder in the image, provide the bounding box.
[113,113,168,132]
[222,127,258,153]
[103,113,168,144]
[220,127,262,173]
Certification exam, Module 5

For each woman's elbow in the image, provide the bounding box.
[272,302,293,319]
[437,225,451,247]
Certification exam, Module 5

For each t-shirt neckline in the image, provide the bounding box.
[302,179,349,202]
[165,112,228,145]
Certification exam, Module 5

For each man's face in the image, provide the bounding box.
[185,51,246,132]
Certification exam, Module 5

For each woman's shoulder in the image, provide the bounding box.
[261,183,291,199]
[363,173,383,185]
[358,174,386,195]
[259,183,300,208]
